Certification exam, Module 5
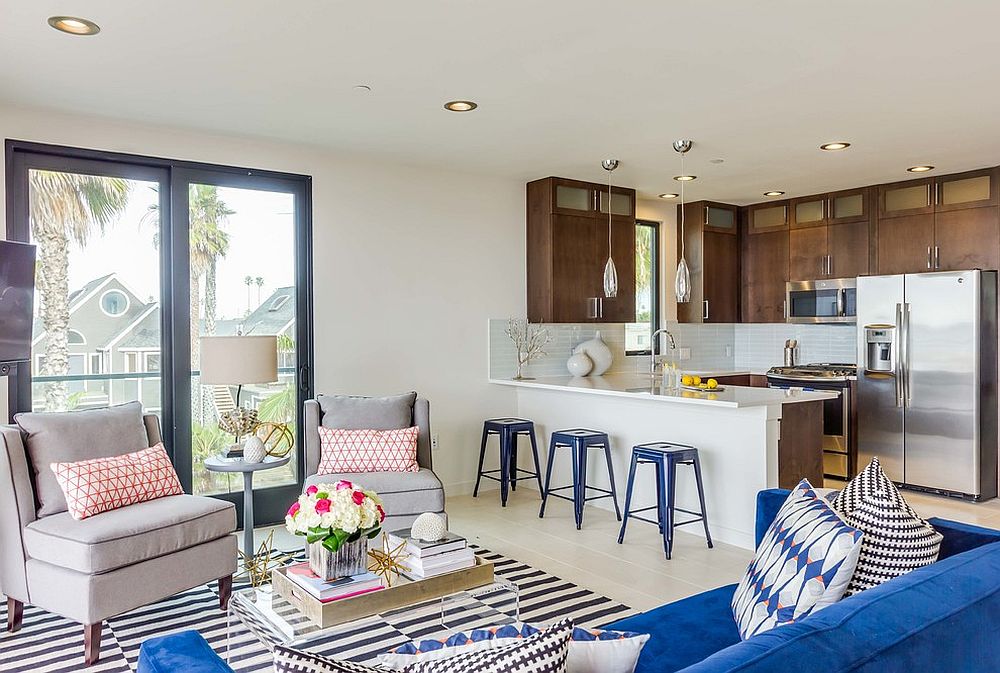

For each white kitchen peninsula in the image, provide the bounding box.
[489,373,837,550]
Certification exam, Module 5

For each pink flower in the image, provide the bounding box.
[352,490,366,506]
[287,502,300,517]
[335,480,354,491]
[314,498,332,514]
[376,504,386,522]
[305,485,319,496]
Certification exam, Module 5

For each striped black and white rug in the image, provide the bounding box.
[0,547,634,672]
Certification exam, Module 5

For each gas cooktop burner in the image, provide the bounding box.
[767,363,857,380]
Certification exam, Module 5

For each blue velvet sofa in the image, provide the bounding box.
[138,489,1000,673]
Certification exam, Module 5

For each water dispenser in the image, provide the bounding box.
[864,325,895,374]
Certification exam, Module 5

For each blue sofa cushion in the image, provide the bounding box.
[603,585,741,673]
[138,630,232,673]
[679,540,1000,673]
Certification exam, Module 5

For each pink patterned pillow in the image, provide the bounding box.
[51,442,183,520]
[318,426,420,474]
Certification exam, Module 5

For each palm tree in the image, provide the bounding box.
[29,171,130,410]
[255,276,264,306]
[244,275,253,316]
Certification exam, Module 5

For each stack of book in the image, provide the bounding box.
[284,563,385,603]
[387,529,476,580]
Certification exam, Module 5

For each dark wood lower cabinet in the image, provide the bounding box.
[778,400,824,489]
[742,231,788,322]
[877,213,934,275]
[934,206,1000,271]
[828,220,870,278]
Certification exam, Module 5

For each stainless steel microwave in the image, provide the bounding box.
[786,278,857,323]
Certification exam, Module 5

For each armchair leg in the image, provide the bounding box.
[6,597,23,633]
[218,574,233,610]
[84,623,102,666]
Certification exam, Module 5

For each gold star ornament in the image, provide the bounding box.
[237,530,294,588]
[367,533,409,587]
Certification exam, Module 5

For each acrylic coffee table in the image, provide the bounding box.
[227,578,519,664]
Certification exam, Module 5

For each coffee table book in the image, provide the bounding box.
[271,556,495,629]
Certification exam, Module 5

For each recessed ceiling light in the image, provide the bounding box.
[763,191,785,197]
[907,165,935,173]
[444,100,477,112]
[673,175,697,182]
[820,142,851,151]
[658,193,679,199]
[48,16,100,35]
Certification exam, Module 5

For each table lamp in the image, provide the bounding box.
[200,335,278,458]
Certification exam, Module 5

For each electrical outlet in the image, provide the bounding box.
[725,345,733,357]
[431,434,440,451]
[678,347,692,361]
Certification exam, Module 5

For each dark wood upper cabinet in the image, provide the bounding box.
[934,168,998,212]
[828,188,871,225]
[933,206,1000,272]
[527,177,636,323]
[879,177,935,218]
[790,196,827,229]
[742,226,788,323]
[877,213,935,275]
[827,220,870,278]
[788,226,828,281]
[748,202,789,234]
[676,201,739,323]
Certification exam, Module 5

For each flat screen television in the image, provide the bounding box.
[0,240,37,364]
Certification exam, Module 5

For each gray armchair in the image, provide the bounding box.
[303,392,446,531]
[0,403,237,665]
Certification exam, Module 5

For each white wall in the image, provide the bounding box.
[0,103,524,493]
[636,198,678,322]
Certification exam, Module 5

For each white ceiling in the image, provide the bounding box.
[4,1,1000,204]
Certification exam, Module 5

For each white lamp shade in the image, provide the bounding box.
[199,335,278,385]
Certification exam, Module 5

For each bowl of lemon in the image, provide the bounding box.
[679,375,724,393]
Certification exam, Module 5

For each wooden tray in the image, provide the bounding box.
[271,556,495,629]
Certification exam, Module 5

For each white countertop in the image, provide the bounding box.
[489,373,838,409]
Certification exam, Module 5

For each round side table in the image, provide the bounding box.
[204,454,291,560]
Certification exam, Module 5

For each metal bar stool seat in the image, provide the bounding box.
[474,418,543,506]
[539,429,622,530]
[617,441,713,559]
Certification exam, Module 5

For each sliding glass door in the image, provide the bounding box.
[6,142,312,526]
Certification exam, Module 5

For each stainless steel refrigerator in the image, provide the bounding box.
[857,270,998,500]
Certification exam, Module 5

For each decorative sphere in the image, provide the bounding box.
[243,436,267,463]
[410,512,448,542]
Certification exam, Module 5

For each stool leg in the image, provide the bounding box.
[473,426,490,498]
[510,433,518,492]
[602,443,622,521]
[693,454,714,549]
[528,428,544,494]
[654,459,664,533]
[499,428,511,507]
[617,451,639,544]
[664,458,677,560]
[575,443,588,530]
[538,436,558,518]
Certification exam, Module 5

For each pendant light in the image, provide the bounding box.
[673,140,693,303]
[602,159,619,298]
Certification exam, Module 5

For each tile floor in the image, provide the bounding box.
[256,481,1000,613]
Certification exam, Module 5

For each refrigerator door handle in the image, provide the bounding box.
[902,302,912,407]
[892,304,904,407]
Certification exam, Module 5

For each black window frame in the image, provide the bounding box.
[5,139,314,527]
[625,219,661,356]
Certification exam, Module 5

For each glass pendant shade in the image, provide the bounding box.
[675,256,691,303]
[603,257,618,298]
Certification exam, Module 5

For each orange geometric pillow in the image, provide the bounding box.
[51,442,183,520]
[317,426,420,474]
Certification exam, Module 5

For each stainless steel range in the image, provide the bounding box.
[766,363,857,480]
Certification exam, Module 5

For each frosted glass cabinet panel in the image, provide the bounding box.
[706,206,736,231]
[556,184,593,212]
[833,193,864,219]
[883,183,931,214]
[598,190,634,217]
[794,199,825,227]
[750,204,788,232]
[939,173,995,210]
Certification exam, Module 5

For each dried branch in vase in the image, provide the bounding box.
[504,317,552,380]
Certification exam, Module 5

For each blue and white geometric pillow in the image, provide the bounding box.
[379,622,648,673]
[731,479,863,640]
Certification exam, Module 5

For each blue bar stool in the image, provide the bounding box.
[617,442,713,559]
[474,418,543,506]
[539,429,622,530]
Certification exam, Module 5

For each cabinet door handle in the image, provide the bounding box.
[703,300,709,320]
[587,297,599,319]
[782,300,787,320]
[598,297,604,318]
[926,246,932,269]
[935,245,941,269]
[933,182,939,206]
[593,190,599,211]
[703,205,710,226]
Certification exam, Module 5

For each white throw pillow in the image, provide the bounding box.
[731,479,863,640]
[379,622,649,673]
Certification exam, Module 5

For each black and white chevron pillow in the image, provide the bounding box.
[273,618,573,673]
[832,457,942,596]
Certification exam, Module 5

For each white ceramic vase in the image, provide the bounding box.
[243,436,267,463]
[566,351,594,377]
[576,331,613,376]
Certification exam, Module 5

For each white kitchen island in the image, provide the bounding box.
[490,373,837,550]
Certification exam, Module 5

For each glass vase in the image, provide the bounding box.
[308,537,369,581]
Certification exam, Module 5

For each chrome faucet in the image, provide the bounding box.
[650,328,676,375]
